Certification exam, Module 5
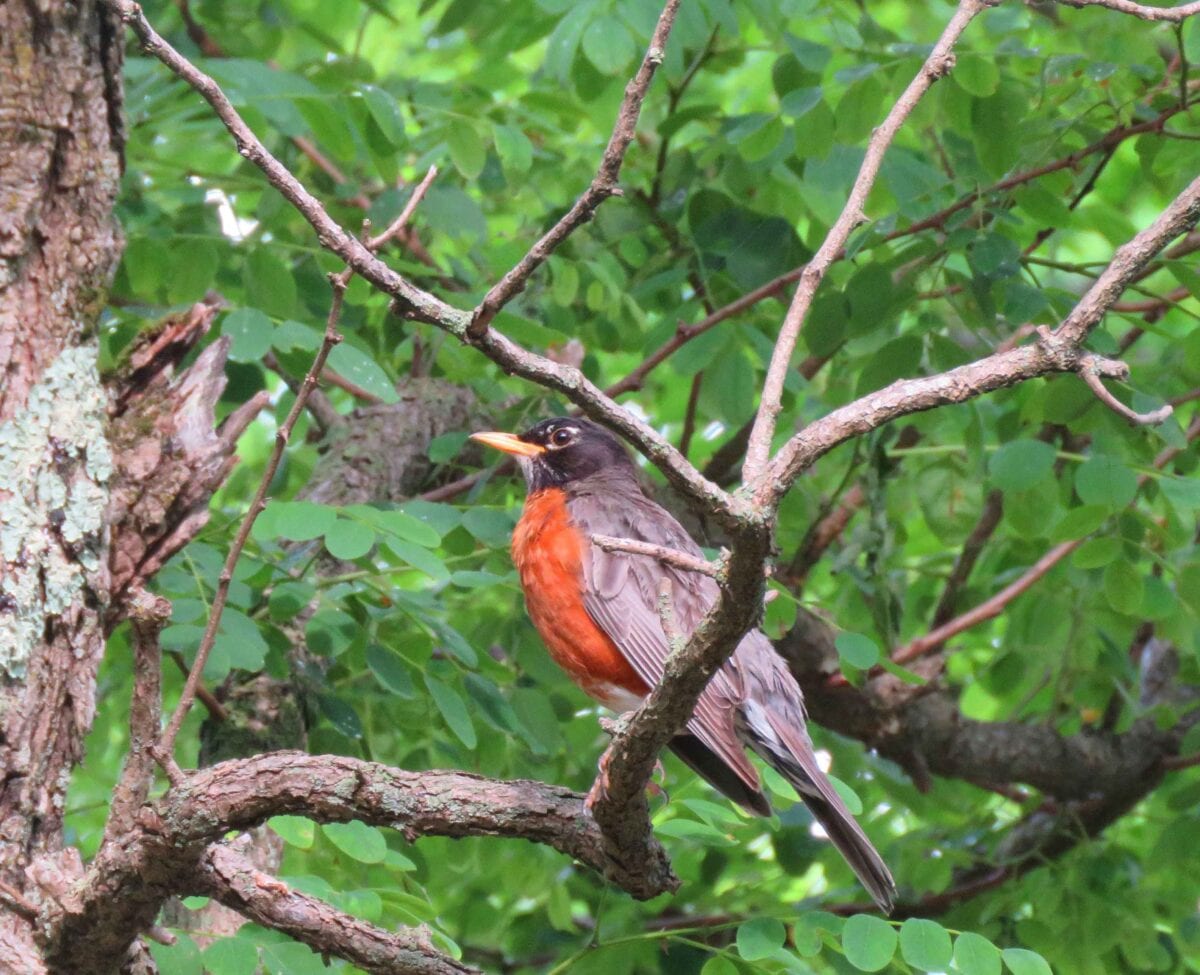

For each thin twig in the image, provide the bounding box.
[166,650,230,721]
[930,489,1004,628]
[890,540,1081,667]
[158,283,345,761]
[883,413,1200,670]
[367,164,439,252]
[1076,352,1174,425]
[742,0,987,482]
[468,0,681,336]
[262,351,342,433]
[106,0,459,327]
[590,534,725,579]
[1054,0,1200,21]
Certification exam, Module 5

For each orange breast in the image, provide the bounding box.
[511,489,648,707]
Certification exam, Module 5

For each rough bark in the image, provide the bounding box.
[0,0,124,966]
[779,609,1199,801]
[106,299,269,617]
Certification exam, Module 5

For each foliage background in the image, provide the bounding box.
[69,0,1200,971]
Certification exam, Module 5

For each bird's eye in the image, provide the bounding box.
[550,427,574,448]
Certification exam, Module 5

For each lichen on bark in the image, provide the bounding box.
[0,345,111,678]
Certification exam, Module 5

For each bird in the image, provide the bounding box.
[471,416,896,913]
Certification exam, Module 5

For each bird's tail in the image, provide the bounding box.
[738,699,896,914]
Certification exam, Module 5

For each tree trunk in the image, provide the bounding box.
[0,0,124,964]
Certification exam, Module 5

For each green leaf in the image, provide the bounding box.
[954,932,1002,975]
[841,914,898,972]
[701,957,739,975]
[1071,536,1121,569]
[1159,474,1200,517]
[268,581,316,620]
[1051,504,1109,541]
[370,508,443,547]
[222,308,275,363]
[398,500,461,537]
[736,917,787,961]
[655,818,736,847]
[383,538,451,582]
[317,693,364,738]
[493,123,534,175]
[322,820,388,863]
[781,86,823,117]
[366,643,416,697]
[360,84,405,146]
[324,517,376,560]
[1003,948,1054,975]
[827,774,864,815]
[150,933,203,975]
[214,608,268,670]
[988,440,1056,492]
[269,815,315,849]
[269,500,336,542]
[425,675,477,748]
[429,431,469,463]
[244,248,297,318]
[1103,560,1144,616]
[327,343,399,404]
[306,608,359,657]
[836,632,881,669]
[582,15,635,75]
[899,918,953,971]
[259,940,327,975]
[462,507,515,546]
[447,121,486,179]
[955,53,1000,96]
[1075,455,1138,510]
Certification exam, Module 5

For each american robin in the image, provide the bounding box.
[471,417,896,912]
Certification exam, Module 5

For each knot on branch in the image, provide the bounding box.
[928,52,957,79]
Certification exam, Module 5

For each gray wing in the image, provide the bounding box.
[566,475,761,795]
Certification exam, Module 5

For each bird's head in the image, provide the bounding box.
[470,417,633,491]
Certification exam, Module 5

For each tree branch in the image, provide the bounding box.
[40,752,677,972]
[762,164,1200,505]
[468,0,681,336]
[741,0,989,482]
[1054,0,1200,20]
[103,590,171,847]
[590,534,725,579]
[194,844,477,975]
[587,528,772,857]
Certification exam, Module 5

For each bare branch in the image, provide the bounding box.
[930,489,1004,628]
[43,752,677,971]
[892,539,1081,667]
[195,845,476,975]
[103,590,171,846]
[468,0,681,336]
[588,530,772,854]
[888,414,1200,669]
[158,281,345,760]
[763,166,1200,506]
[741,0,989,482]
[108,0,740,535]
[590,534,725,579]
[104,0,461,328]
[368,164,439,253]
[1076,351,1174,424]
[1054,0,1200,20]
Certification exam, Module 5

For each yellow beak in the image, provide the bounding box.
[469,431,545,457]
